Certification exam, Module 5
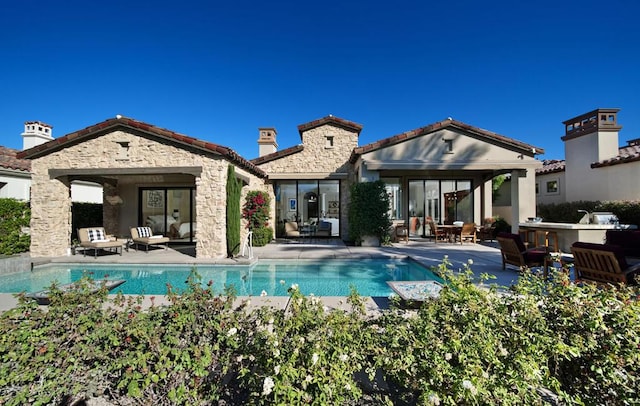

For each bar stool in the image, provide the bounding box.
[519,228,537,248]
[536,230,559,253]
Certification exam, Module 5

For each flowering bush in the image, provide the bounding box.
[0,262,638,404]
[242,191,270,230]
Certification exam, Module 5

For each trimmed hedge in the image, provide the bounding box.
[0,198,30,255]
[538,200,640,226]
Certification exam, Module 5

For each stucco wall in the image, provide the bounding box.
[29,129,264,258]
[0,171,31,200]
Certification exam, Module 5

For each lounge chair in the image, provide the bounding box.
[571,241,640,285]
[284,221,300,237]
[130,227,170,252]
[77,227,124,258]
[496,232,547,271]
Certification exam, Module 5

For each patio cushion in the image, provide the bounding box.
[87,228,105,242]
[137,227,152,238]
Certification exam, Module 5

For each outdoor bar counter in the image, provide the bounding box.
[517,222,636,253]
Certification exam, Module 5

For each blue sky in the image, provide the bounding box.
[2,0,639,160]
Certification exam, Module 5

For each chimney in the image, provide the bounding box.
[561,108,621,162]
[258,127,278,157]
[22,121,53,150]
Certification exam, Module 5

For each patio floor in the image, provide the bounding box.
[0,237,527,313]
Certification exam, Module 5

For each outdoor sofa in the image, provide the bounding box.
[77,227,124,258]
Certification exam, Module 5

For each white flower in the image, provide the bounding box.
[444,353,452,361]
[249,355,255,362]
[312,353,319,365]
[444,255,449,259]
[462,380,477,395]
[279,279,285,285]
[268,317,274,325]
[467,258,474,265]
[273,340,279,347]
[262,376,275,396]
[290,283,299,291]
[236,355,243,363]
[260,290,267,297]
[274,365,280,375]
[305,374,313,382]
[344,383,351,391]
[339,354,349,362]
[273,348,280,357]
[227,327,237,337]
[428,393,441,405]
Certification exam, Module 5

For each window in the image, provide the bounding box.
[325,136,334,148]
[381,178,403,220]
[546,180,559,194]
[443,139,453,153]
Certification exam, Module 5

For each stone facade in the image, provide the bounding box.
[255,123,359,238]
[29,129,265,258]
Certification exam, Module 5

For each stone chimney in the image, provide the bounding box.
[21,121,53,150]
[258,127,278,157]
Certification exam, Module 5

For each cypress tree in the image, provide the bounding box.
[226,165,241,257]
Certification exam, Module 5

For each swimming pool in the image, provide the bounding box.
[0,258,442,297]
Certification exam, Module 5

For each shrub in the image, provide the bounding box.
[251,226,273,247]
[0,261,638,405]
[348,181,392,244]
[226,165,241,257]
[0,198,30,255]
[242,190,271,230]
[537,200,640,226]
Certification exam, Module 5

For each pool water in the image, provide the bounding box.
[0,259,442,297]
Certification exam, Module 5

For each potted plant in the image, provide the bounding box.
[348,181,392,246]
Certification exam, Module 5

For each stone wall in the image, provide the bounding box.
[256,124,358,238]
[29,129,265,259]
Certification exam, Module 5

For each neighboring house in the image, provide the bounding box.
[0,122,103,203]
[536,108,640,205]
[18,115,542,259]
[0,146,31,200]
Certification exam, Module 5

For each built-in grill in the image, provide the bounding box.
[583,211,619,225]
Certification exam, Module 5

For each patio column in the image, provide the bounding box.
[510,169,536,233]
[482,179,492,221]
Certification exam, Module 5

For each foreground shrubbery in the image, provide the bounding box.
[1,261,639,405]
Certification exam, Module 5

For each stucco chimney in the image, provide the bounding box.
[561,108,621,162]
[258,127,278,157]
[21,121,53,150]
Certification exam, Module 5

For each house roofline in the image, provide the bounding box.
[16,116,267,178]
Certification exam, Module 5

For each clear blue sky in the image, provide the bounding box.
[2,0,639,160]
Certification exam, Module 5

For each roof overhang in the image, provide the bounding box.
[362,159,542,171]
[267,172,348,180]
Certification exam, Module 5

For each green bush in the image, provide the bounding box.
[226,165,242,257]
[537,200,640,226]
[0,198,30,255]
[1,262,638,405]
[251,226,273,247]
[348,181,392,244]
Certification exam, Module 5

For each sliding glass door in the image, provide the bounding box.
[139,187,196,243]
[275,180,340,237]
[408,179,472,237]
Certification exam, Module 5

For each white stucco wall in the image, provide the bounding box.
[0,170,31,200]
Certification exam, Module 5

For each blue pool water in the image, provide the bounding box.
[0,259,442,297]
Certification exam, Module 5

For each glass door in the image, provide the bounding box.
[139,187,196,243]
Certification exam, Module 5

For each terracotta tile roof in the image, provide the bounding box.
[0,146,31,172]
[591,143,640,168]
[536,159,565,175]
[349,118,544,163]
[16,116,267,178]
[297,115,363,140]
[250,145,304,165]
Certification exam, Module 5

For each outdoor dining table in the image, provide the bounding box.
[438,225,462,243]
